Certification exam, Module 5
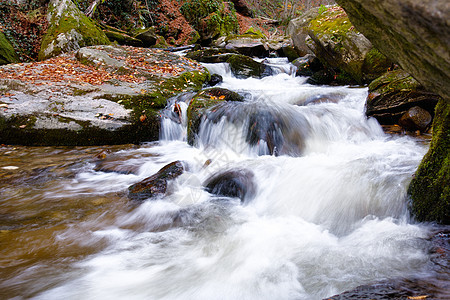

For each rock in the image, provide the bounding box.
[185,48,238,63]
[186,87,244,145]
[0,45,210,146]
[304,5,391,84]
[208,74,223,86]
[230,0,253,17]
[366,70,439,125]
[398,106,432,132]
[38,0,110,61]
[226,54,271,79]
[134,28,158,47]
[128,161,184,201]
[204,169,256,203]
[0,31,19,65]
[280,45,299,62]
[180,0,239,43]
[306,69,335,85]
[103,30,143,47]
[292,54,324,76]
[408,99,450,224]
[287,7,320,56]
[225,36,269,58]
[335,0,450,102]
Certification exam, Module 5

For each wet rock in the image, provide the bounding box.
[226,54,271,79]
[366,70,440,125]
[0,45,209,146]
[398,106,432,132]
[280,45,299,62]
[292,54,324,77]
[204,169,256,203]
[128,161,184,201]
[0,32,19,65]
[208,74,223,86]
[38,0,110,60]
[186,87,244,145]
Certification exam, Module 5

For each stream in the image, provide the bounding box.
[0,58,448,299]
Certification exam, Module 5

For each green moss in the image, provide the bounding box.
[180,0,239,40]
[0,31,19,65]
[39,0,110,60]
[226,54,265,78]
[408,99,450,224]
[104,30,142,47]
[368,69,420,94]
[308,7,353,42]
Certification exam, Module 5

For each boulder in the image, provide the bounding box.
[208,74,223,86]
[38,0,110,60]
[225,36,269,58]
[305,5,391,84]
[408,100,449,224]
[204,169,256,203]
[292,54,324,77]
[134,28,158,47]
[0,31,19,65]
[366,70,439,126]
[287,7,320,56]
[186,87,244,145]
[0,45,210,146]
[398,106,432,132]
[335,0,450,102]
[128,161,184,201]
[226,54,271,79]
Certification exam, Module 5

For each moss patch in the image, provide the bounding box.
[408,99,450,224]
[0,31,19,65]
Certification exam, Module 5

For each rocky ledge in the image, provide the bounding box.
[0,45,209,145]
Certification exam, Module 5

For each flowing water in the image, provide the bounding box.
[0,58,448,299]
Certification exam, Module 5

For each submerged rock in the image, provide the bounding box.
[38,0,110,60]
[226,54,271,79]
[366,69,439,127]
[204,169,256,203]
[128,161,184,201]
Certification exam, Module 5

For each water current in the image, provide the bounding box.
[0,58,448,299]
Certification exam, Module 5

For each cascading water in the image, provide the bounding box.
[1,58,446,300]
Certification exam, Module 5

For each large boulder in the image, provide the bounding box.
[366,69,440,128]
[305,5,391,84]
[335,0,450,102]
[0,31,19,65]
[38,0,110,60]
[334,0,449,223]
[0,45,209,145]
[287,7,320,56]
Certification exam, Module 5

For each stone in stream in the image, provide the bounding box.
[128,161,184,201]
[204,169,256,203]
[398,106,432,132]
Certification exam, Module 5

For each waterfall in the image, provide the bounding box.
[26,57,439,300]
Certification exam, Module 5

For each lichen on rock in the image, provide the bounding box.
[0,31,19,65]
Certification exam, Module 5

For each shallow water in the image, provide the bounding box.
[0,58,448,299]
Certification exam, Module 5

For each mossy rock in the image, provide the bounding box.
[104,30,143,47]
[408,99,450,224]
[366,69,440,125]
[0,31,19,65]
[39,0,110,60]
[226,54,270,79]
[180,0,239,42]
[187,87,243,145]
[305,5,391,84]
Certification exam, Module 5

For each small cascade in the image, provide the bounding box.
[159,92,193,141]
